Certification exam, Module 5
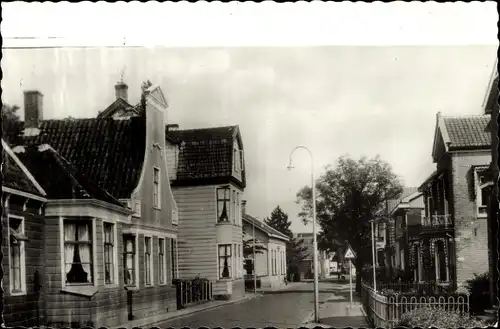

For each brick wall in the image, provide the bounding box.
[2,195,45,327]
[450,151,491,286]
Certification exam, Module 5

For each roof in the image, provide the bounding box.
[13,144,124,207]
[385,187,423,215]
[2,141,45,197]
[3,116,146,199]
[167,126,246,187]
[243,214,289,242]
[442,115,491,150]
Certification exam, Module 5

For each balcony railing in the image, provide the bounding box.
[422,214,452,228]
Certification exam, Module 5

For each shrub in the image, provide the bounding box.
[465,272,492,315]
[396,307,486,329]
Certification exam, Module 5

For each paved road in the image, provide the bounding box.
[156,282,339,329]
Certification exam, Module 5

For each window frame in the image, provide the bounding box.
[216,187,231,223]
[102,221,118,286]
[8,214,27,295]
[158,238,167,285]
[60,218,96,287]
[123,234,138,287]
[218,244,232,279]
[153,166,161,210]
[144,236,153,286]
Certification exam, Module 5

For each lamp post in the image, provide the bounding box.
[288,146,319,323]
[253,217,257,294]
[370,219,377,293]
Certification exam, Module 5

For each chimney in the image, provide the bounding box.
[115,82,128,102]
[24,91,43,128]
[241,200,247,216]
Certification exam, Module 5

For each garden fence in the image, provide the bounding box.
[361,281,470,329]
[176,279,213,310]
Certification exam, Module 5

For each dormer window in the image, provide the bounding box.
[233,140,243,173]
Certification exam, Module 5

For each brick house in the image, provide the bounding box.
[164,126,247,300]
[481,65,498,307]
[2,140,47,327]
[242,208,289,290]
[2,82,180,327]
[417,112,491,289]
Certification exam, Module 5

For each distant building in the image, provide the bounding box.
[242,208,289,290]
[293,233,334,279]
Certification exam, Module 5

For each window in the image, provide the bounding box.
[153,167,161,209]
[64,221,93,284]
[480,188,489,207]
[216,187,230,223]
[159,238,167,284]
[145,237,153,285]
[236,192,240,225]
[233,148,238,172]
[271,250,276,276]
[218,244,232,279]
[124,235,136,286]
[239,150,244,172]
[232,190,236,223]
[103,222,115,284]
[171,238,178,281]
[9,216,27,294]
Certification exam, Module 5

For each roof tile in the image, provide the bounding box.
[443,115,491,150]
[2,147,42,196]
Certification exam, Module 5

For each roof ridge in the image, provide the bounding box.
[174,125,237,132]
[442,114,490,119]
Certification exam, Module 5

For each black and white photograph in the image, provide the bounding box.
[1,2,498,329]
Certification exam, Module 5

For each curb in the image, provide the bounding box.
[115,293,262,329]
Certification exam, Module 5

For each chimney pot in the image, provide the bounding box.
[241,200,247,216]
[24,91,43,128]
[115,82,128,102]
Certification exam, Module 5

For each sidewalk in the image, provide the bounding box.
[302,284,371,328]
[112,292,262,329]
[257,281,308,293]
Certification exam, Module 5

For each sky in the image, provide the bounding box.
[2,2,498,233]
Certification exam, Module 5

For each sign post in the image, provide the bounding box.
[344,245,357,307]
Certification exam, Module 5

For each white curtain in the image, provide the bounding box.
[78,224,92,283]
[64,223,76,276]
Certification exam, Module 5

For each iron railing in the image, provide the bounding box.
[175,279,213,310]
[361,281,469,329]
[422,214,453,228]
[365,280,455,295]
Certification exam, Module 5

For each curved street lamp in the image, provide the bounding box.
[288,146,319,323]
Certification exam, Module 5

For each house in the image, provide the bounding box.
[242,208,289,290]
[418,111,491,289]
[2,140,47,327]
[385,188,425,281]
[2,82,180,328]
[164,125,246,300]
[292,232,333,279]
[481,64,498,308]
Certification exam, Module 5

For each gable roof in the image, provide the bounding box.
[2,140,46,198]
[243,214,289,242]
[13,144,124,207]
[167,125,246,188]
[97,97,139,119]
[3,116,146,199]
[431,113,491,161]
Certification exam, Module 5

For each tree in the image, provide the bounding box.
[296,155,403,292]
[2,103,21,131]
[264,205,293,238]
[242,237,267,274]
[264,205,309,281]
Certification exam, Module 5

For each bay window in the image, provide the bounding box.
[145,237,153,285]
[103,222,115,285]
[218,244,232,279]
[124,235,136,286]
[217,187,230,223]
[64,220,93,284]
[159,238,167,285]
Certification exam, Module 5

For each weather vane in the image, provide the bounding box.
[119,66,126,84]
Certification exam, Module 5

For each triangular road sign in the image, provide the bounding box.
[344,246,356,259]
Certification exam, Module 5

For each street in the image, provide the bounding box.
[155,281,346,329]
